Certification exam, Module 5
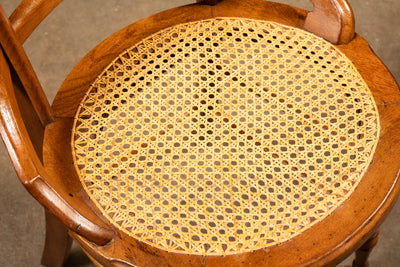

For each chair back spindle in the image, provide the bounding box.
[0,4,53,127]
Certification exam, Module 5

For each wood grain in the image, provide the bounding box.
[304,0,355,44]
[0,32,114,247]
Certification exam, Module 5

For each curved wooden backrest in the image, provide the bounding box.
[0,3,114,245]
[0,47,114,245]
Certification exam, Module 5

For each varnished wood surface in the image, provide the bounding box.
[0,40,42,183]
[1,43,112,249]
[42,118,115,245]
[0,7,115,246]
[11,70,45,160]
[0,0,399,266]
[304,0,355,44]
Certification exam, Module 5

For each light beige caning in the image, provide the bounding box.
[72,18,380,255]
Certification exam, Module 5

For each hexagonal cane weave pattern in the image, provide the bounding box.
[72,18,380,255]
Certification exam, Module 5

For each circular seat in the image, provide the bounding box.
[72,18,380,256]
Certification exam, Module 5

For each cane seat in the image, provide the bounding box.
[72,18,379,256]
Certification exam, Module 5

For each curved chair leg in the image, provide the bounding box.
[352,231,379,267]
[41,209,73,267]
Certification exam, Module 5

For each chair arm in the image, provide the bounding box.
[0,47,114,246]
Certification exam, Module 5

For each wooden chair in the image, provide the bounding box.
[1,0,399,266]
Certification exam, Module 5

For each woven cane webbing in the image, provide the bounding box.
[72,18,380,255]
